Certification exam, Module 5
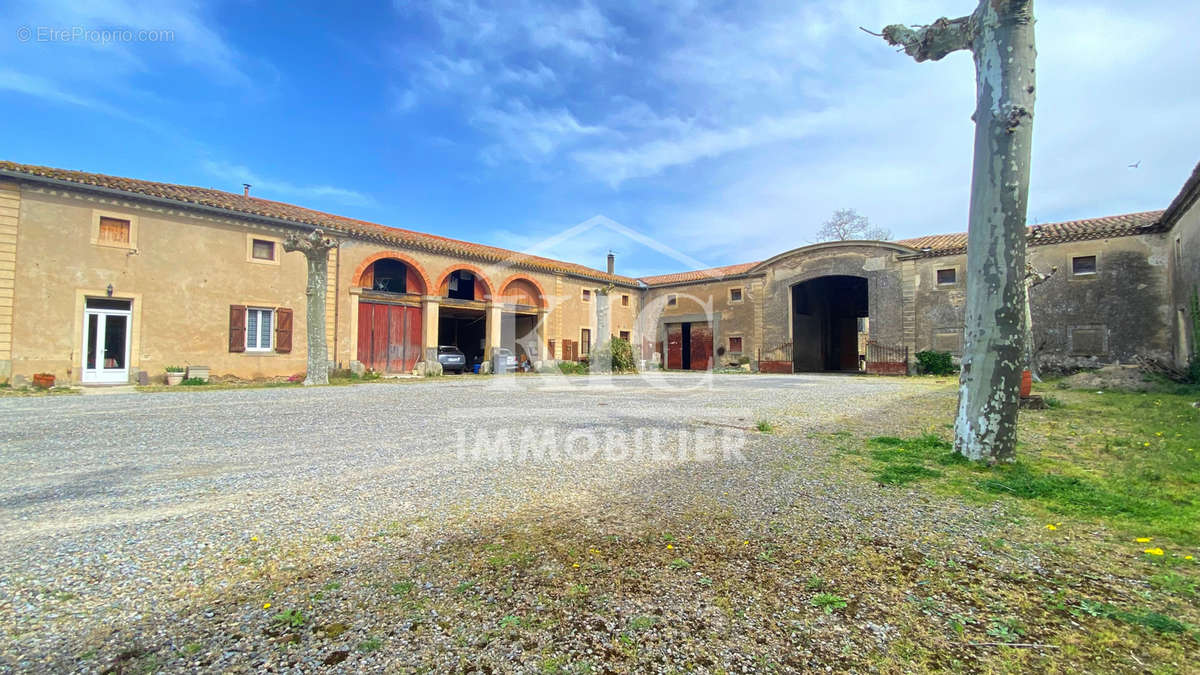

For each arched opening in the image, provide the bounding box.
[791,275,868,372]
[436,267,494,370]
[498,276,546,367]
[358,257,428,296]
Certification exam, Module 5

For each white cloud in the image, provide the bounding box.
[200,160,373,207]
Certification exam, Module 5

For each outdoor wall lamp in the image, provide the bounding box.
[106,284,114,297]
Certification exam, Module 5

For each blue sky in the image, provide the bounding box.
[1,0,1197,279]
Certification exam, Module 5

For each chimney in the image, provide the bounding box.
[243,183,251,197]
[606,251,615,275]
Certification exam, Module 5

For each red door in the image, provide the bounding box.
[666,324,683,370]
[689,322,713,371]
[357,302,422,374]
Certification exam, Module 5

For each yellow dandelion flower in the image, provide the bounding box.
[666,544,674,550]
[1155,432,1163,437]
[1144,548,1164,556]
[572,563,580,568]
[263,602,271,609]
[1136,537,1152,543]
[1045,524,1057,531]
[1143,442,1150,447]
[1185,555,1194,561]
[743,540,749,546]
[250,536,258,542]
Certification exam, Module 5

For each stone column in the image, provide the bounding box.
[421,296,440,362]
[485,301,502,361]
[536,308,549,362]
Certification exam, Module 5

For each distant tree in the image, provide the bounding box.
[815,209,892,242]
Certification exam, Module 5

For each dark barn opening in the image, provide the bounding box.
[791,275,868,372]
[439,307,486,367]
[446,270,477,301]
[369,259,408,293]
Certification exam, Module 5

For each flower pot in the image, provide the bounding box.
[1019,369,1032,398]
[32,373,55,389]
[166,372,184,386]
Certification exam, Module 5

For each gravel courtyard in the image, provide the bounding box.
[0,374,993,672]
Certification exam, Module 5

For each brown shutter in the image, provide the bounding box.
[229,305,247,352]
[275,307,293,353]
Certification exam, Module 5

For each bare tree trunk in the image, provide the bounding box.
[591,284,613,373]
[881,0,1036,463]
[283,229,338,386]
[1023,263,1055,381]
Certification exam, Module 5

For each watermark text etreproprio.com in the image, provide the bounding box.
[16,26,175,44]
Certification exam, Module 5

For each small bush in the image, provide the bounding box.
[915,350,956,375]
[558,361,589,375]
[589,337,637,373]
[164,365,185,373]
[180,377,207,386]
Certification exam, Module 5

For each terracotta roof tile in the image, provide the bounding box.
[0,160,641,285]
[639,261,761,286]
[894,210,1164,257]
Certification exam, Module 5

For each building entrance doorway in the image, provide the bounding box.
[81,298,132,384]
[791,275,868,372]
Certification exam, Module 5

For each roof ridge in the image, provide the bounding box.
[0,160,642,285]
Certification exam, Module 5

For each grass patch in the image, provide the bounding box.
[848,388,1200,546]
[755,420,774,433]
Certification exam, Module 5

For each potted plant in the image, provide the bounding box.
[165,365,185,386]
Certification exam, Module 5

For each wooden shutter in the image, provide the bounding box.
[274,307,293,353]
[229,305,247,352]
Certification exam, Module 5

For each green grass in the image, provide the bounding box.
[849,388,1200,546]
[755,420,774,433]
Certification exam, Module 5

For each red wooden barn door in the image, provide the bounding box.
[666,324,683,370]
[689,322,713,371]
[357,302,422,374]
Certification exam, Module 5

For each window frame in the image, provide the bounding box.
[581,288,591,303]
[728,335,744,353]
[246,233,283,266]
[90,209,138,250]
[245,307,275,352]
[580,328,592,355]
[1070,254,1098,278]
[728,287,743,303]
[666,294,677,306]
[935,267,958,286]
[619,330,631,341]
[621,294,630,307]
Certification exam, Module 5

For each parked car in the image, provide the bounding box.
[492,347,518,373]
[437,345,467,374]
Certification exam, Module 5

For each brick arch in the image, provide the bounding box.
[434,264,495,300]
[497,273,548,309]
[352,251,431,295]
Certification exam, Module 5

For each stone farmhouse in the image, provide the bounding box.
[0,160,1196,385]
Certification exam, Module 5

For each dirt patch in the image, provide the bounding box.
[1062,365,1153,392]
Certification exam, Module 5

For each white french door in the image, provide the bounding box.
[81,298,132,384]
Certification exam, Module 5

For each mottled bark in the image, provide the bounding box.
[1023,263,1056,380]
[882,0,1036,463]
[591,284,614,373]
[282,229,338,386]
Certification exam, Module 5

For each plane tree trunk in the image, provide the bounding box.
[880,0,1036,463]
[283,229,338,386]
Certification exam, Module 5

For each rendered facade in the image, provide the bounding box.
[0,159,1195,385]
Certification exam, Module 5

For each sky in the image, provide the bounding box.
[1,0,1197,279]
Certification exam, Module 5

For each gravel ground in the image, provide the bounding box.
[0,373,1000,672]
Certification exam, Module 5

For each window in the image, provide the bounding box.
[246,308,274,351]
[619,330,630,341]
[251,239,275,261]
[936,268,957,285]
[621,294,629,307]
[548,339,556,358]
[582,289,591,302]
[98,217,131,245]
[580,328,592,355]
[728,336,743,353]
[729,287,743,302]
[1072,255,1097,276]
[667,294,677,306]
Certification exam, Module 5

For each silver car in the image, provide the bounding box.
[437,345,466,374]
